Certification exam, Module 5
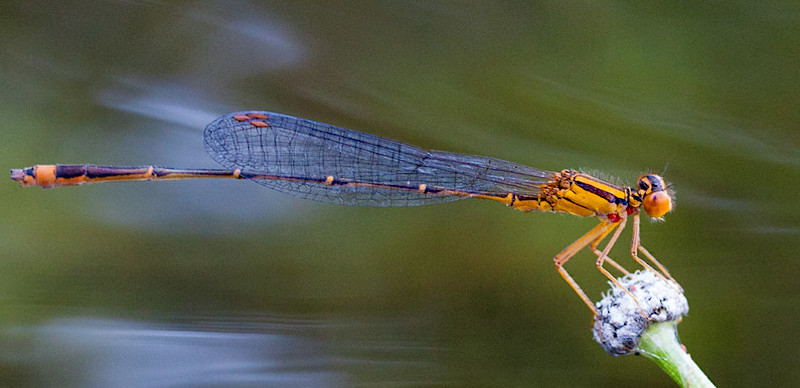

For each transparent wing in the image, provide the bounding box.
[203,111,554,207]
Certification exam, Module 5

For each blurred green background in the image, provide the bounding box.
[1,1,799,386]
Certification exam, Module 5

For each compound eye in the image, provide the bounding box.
[643,191,673,218]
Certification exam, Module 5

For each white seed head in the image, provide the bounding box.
[593,270,688,356]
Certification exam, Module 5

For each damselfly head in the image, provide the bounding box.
[636,174,673,219]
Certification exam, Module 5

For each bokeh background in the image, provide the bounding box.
[1,1,798,387]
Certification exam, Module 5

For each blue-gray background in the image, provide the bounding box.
[1,1,798,386]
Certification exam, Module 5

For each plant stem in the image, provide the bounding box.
[638,321,715,388]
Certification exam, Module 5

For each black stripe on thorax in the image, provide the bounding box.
[562,196,592,211]
[574,180,628,206]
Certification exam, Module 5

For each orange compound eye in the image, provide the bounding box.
[643,191,673,218]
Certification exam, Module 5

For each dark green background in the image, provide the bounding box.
[1,1,798,386]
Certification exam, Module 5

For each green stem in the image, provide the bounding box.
[638,321,715,388]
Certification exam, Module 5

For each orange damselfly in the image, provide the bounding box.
[11,111,678,315]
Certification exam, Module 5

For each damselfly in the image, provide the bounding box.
[11,111,678,315]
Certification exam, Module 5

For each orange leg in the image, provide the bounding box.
[630,213,683,292]
[554,221,618,315]
[593,217,648,318]
[590,226,630,276]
